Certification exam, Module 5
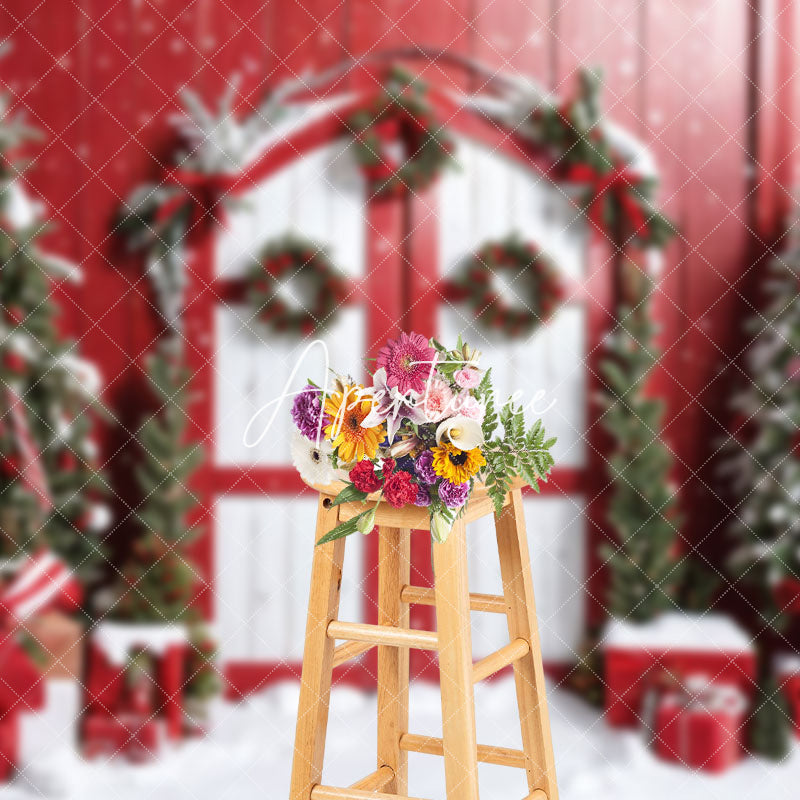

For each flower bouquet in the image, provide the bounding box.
[289,332,556,545]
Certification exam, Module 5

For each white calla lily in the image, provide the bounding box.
[435,415,484,451]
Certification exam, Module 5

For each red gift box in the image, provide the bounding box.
[0,714,19,781]
[82,711,162,763]
[776,655,800,739]
[651,677,746,773]
[603,613,756,728]
[0,635,45,715]
[84,626,188,741]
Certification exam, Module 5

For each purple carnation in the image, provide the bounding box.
[414,450,437,485]
[413,485,432,507]
[438,479,470,509]
[291,385,328,441]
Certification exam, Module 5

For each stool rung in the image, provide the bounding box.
[311,787,430,800]
[327,620,438,651]
[332,640,375,668]
[349,765,393,791]
[400,585,507,614]
[472,638,530,683]
[399,733,526,768]
[524,792,547,800]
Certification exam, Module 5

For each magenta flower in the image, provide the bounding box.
[376,332,436,395]
[291,385,329,441]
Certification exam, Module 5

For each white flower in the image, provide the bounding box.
[435,415,484,451]
[290,429,336,486]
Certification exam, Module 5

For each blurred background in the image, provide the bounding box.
[0,0,799,798]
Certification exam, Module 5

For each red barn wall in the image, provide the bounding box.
[2,0,797,604]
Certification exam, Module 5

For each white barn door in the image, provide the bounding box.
[436,135,589,665]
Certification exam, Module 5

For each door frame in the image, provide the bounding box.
[180,76,616,696]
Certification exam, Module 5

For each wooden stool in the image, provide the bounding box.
[289,480,559,800]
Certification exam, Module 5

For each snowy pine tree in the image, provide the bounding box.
[0,91,108,579]
[724,218,800,617]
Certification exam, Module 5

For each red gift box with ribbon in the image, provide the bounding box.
[650,676,747,773]
[82,711,162,763]
[83,623,189,742]
[603,613,756,728]
[0,714,18,781]
[776,655,800,738]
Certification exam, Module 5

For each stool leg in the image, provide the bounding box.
[289,497,346,800]
[433,518,480,800]
[377,526,411,794]
[495,489,559,800]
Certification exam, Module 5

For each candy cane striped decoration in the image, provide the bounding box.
[0,548,79,622]
[5,387,52,511]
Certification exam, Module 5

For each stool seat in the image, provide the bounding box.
[309,476,527,529]
[288,483,559,800]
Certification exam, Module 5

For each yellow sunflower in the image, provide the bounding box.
[431,443,486,484]
[324,385,384,463]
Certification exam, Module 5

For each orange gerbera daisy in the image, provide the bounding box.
[324,384,384,463]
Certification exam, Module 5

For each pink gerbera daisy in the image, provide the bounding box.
[376,332,436,395]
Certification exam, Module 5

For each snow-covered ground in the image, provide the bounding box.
[4,677,799,800]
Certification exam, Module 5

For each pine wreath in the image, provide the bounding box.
[247,236,349,336]
[445,237,565,338]
[347,68,455,196]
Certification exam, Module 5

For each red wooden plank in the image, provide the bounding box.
[554,0,645,113]
[3,0,87,339]
[266,0,349,85]
[195,0,270,115]
[471,0,555,89]
[639,0,695,487]
[752,0,799,240]
[671,3,750,559]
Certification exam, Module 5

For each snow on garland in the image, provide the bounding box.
[504,71,674,248]
[347,67,456,196]
[444,237,565,338]
[246,235,350,336]
[453,64,674,250]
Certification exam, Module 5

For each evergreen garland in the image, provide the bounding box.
[520,70,674,249]
[115,341,203,623]
[599,259,682,622]
[347,67,455,196]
